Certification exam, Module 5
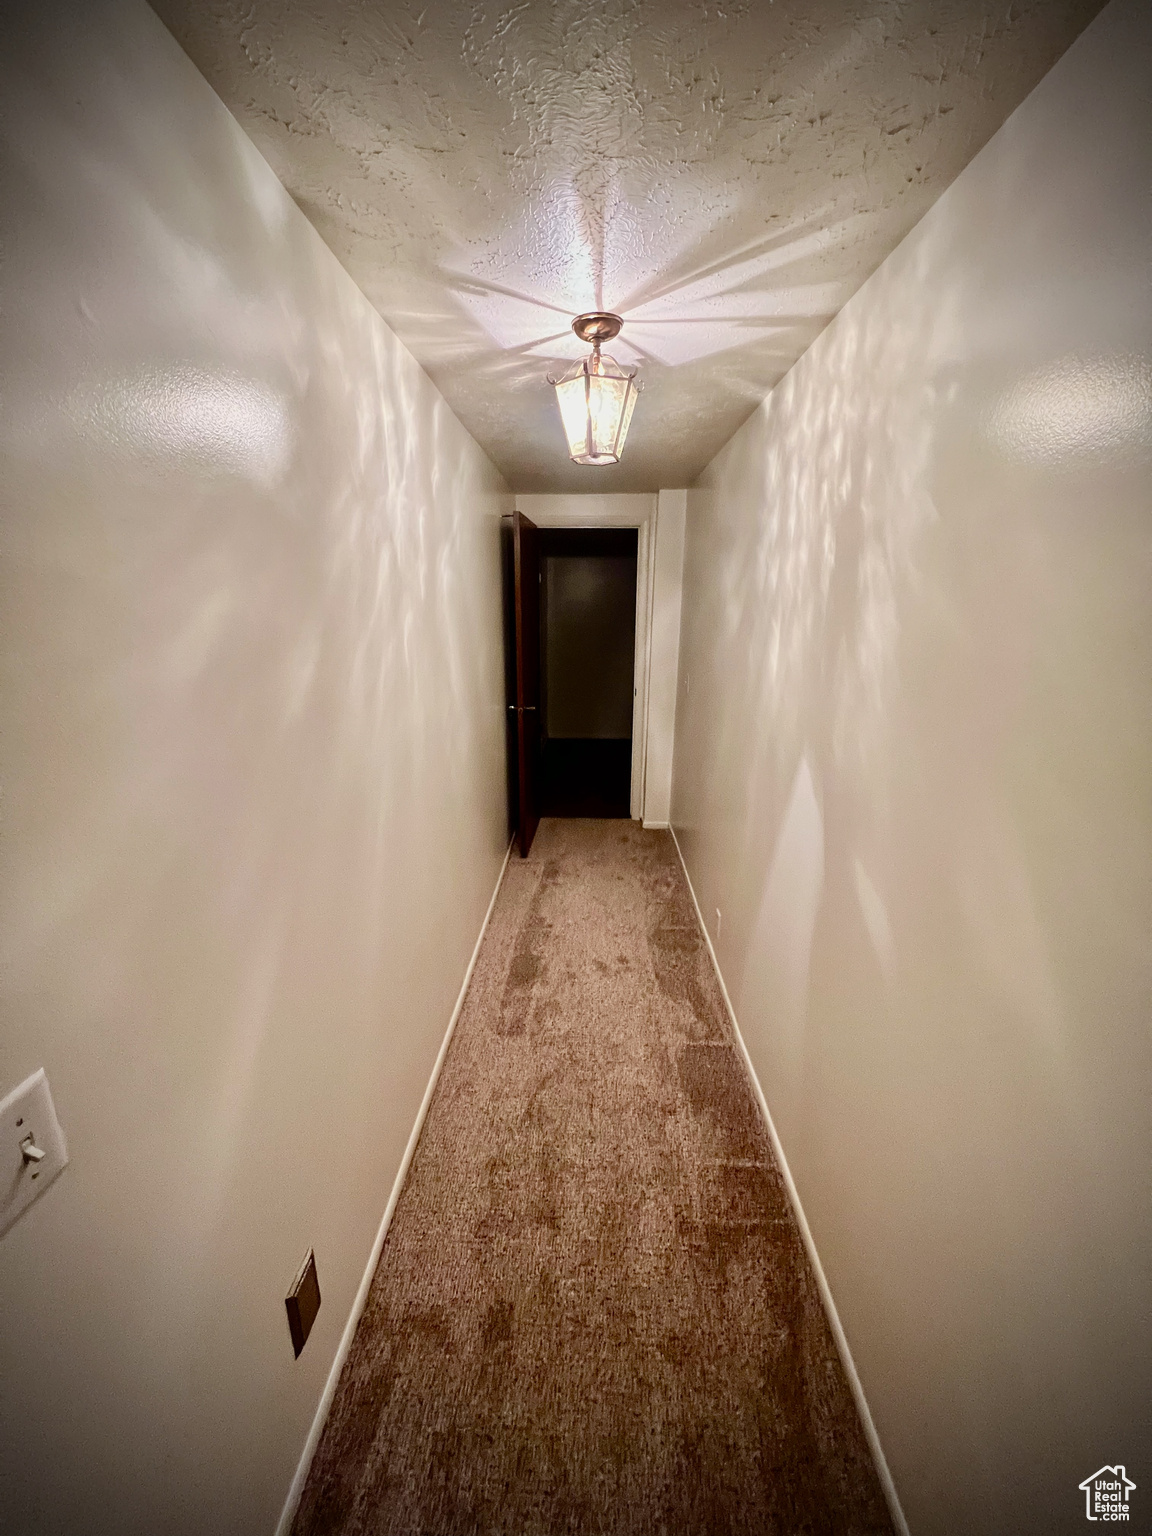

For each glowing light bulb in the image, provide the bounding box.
[549,314,640,465]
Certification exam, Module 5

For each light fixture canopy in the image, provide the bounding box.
[550,313,640,466]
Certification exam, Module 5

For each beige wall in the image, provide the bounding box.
[0,3,510,1533]
[671,1,1151,1531]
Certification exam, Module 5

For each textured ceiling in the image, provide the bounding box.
[151,0,1103,492]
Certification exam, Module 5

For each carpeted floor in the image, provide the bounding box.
[292,820,893,1536]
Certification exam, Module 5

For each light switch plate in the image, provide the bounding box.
[1,1069,69,1239]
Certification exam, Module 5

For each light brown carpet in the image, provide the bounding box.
[293,819,893,1536]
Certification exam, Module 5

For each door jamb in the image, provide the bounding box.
[632,515,657,821]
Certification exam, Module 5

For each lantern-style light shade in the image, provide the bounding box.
[550,313,640,465]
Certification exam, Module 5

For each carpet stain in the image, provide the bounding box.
[677,1042,765,1160]
[292,820,893,1536]
[498,858,561,1036]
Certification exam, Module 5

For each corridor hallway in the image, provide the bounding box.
[292,821,892,1535]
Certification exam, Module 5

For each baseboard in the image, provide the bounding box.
[668,826,911,1536]
[641,818,669,829]
[274,836,515,1536]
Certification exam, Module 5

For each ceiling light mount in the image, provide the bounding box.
[549,313,640,466]
[571,311,623,346]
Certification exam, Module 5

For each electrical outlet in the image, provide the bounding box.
[1,1069,69,1239]
[286,1248,321,1358]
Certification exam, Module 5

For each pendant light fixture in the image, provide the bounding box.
[549,313,640,465]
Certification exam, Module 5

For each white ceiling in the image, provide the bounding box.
[151,0,1102,492]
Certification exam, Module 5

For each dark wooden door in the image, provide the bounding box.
[512,509,541,857]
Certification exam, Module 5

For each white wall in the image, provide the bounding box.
[642,489,687,827]
[0,5,510,1534]
[671,2,1151,1532]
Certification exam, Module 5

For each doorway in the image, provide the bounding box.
[503,515,640,851]
[537,528,637,818]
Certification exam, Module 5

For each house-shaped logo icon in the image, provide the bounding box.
[1079,1465,1136,1521]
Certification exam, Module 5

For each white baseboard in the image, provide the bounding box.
[641,819,669,830]
[274,836,515,1536]
[668,826,911,1536]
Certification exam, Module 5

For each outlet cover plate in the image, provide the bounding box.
[1,1069,69,1239]
[285,1248,321,1359]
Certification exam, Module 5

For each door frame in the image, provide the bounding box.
[513,494,660,823]
[632,516,654,821]
[511,509,542,856]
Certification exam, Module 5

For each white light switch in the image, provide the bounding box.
[1,1069,69,1239]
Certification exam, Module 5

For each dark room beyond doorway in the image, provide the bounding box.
[539,528,637,818]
